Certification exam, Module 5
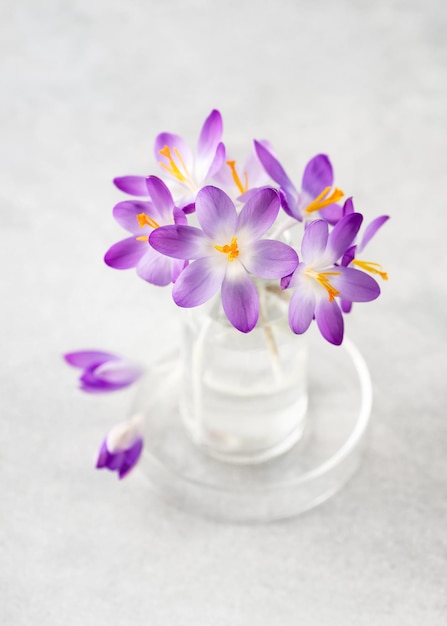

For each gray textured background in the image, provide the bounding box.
[1,0,446,623]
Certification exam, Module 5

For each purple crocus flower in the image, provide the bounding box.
[96,419,143,479]
[284,214,381,345]
[104,176,187,286]
[340,214,389,313]
[113,110,226,212]
[149,186,299,333]
[64,350,143,393]
[254,141,344,224]
[153,109,226,210]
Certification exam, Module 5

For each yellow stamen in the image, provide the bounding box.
[352,259,388,280]
[136,213,160,229]
[136,235,149,242]
[214,236,240,262]
[304,187,344,214]
[159,145,189,183]
[306,269,340,302]
[226,160,248,194]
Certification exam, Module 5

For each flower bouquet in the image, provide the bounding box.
[65,110,388,496]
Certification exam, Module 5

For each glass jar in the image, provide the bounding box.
[179,284,308,464]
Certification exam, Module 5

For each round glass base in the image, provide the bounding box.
[134,332,372,523]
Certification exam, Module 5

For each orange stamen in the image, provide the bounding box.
[352,259,388,280]
[159,145,189,183]
[306,269,340,302]
[136,213,160,230]
[214,237,240,262]
[304,187,344,214]
[226,160,248,194]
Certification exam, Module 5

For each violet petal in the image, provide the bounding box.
[136,249,175,286]
[64,351,117,369]
[288,286,316,334]
[358,215,390,252]
[104,237,147,270]
[195,186,237,239]
[149,225,209,260]
[301,220,329,265]
[154,132,194,175]
[172,257,226,307]
[221,267,259,333]
[145,176,175,220]
[114,176,149,197]
[243,240,298,279]
[301,154,333,197]
[94,360,143,386]
[119,438,144,479]
[254,140,295,191]
[332,266,381,302]
[318,203,344,225]
[341,299,353,314]
[113,200,154,234]
[327,213,363,263]
[196,110,224,179]
[236,188,280,241]
[204,141,226,180]
[342,197,355,216]
[197,109,223,157]
[315,299,344,345]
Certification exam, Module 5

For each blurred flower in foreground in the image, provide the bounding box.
[63,351,143,393]
[96,418,143,479]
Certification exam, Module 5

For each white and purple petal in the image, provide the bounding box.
[94,359,144,387]
[154,132,194,173]
[341,245,357,267]
[315,298,344,346]
[301,154,333,197]
[203,141,226,180]
[242,240,298,279]
[114,176,149,197]
[244,140,274,188]
[119,438,144,478]
[358,215,390,252]
[197,110,222,153]
[301,219,329,265]
[97,421,144,479]
[196,110,224,177]
[173,207,188,225]
[221,265,259,333]
[326,212,363,263]
[145,176,175,221]
[80,371,123,393]
[318,203,344,226]
[288,286,316,335]
[341,299,353,314]
[254,141,296,192]
[104,237,148,270]
[113,200,154,234]
[236,188,280,241]
[136,248,175,286]
[172,257,226,307]
[195,186,238,240]
[331,266,380,302]
[64,350,117,369]
[149,225,209,260]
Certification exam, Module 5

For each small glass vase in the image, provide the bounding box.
[179,284,308,464]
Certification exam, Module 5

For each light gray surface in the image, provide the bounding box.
[1,0,446,623]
